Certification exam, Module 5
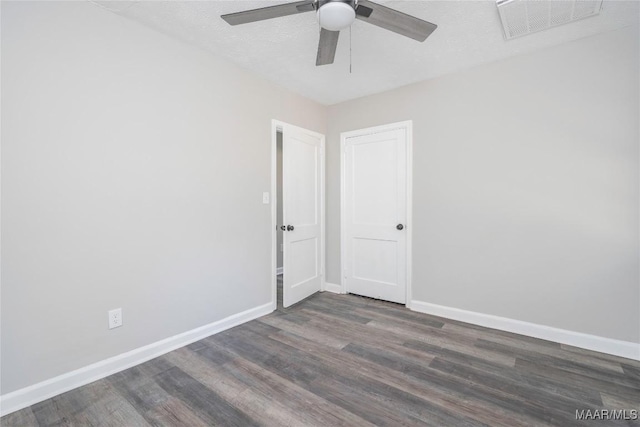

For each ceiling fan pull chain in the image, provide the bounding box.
[349,25,352,74]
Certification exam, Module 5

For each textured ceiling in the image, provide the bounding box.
[95,0,639,105]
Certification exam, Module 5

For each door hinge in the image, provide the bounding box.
[343,268,348,278]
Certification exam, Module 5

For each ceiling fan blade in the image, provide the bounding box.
[316,28,340,66]
[296,2,316,13]
[355,0,437,42]
[222,1,315,26]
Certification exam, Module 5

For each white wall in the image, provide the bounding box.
[326,25,639,344]
[1,1,326,394]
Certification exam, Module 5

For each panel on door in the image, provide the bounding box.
[283,124,324,307]
[344,128,407,303]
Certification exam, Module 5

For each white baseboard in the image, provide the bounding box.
[410,300,639,361]
[0,302,274,417]
[323,282,342,294]
[276,267,283,275]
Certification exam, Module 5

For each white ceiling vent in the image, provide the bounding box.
[497,0,603,40]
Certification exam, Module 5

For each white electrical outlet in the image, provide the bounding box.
[108,308,122,329]
[262,192,270,204]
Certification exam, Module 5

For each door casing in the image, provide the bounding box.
[340,121,413,308]
[271,120,326,310]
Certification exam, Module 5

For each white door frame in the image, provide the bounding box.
[271,120,326,311]
[340,120,413,308]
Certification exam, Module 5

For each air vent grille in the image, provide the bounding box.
[497,0,603,40]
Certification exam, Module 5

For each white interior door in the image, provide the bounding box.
[282,123,324,307]
[343,125,409,304]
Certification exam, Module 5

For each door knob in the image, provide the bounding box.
[396,224,404,230]
[287,225,295,231]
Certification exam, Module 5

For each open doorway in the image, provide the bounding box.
[271,120,326,310]
[276,131,283,309]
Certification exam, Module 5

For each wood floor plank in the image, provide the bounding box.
[306,375,427,426]
[164,347,248,400]
[515,358,640,402]
[600,392,640,411]
[30,397,74,426]
[206,343,377,427]
[476,339,640,389]
[302,299,374,324]
[319,368,483,427]
[403,339,515,370]
[166,346,337,427]
[154,366,259,426]
[143,398,212,427]
[561,344,640,366]
[208,329,417,426]
[429,357,602,424]
[270,309,313,324]
[298,309,408,347]
[53,379,149,427]
[108,361,209,427]
[271,330,535,427]
[258,314,351,349]
[109,365,175,414]
[366,319,517,367]
[355,342,571,426]
[294,309,447,362]
[210,328,320,383]
[0,407,39,427]
[191,341,235,366]
[440,321,562,349]
[365,317,473,345]
[621,363,640,380]
[403,339,603,406]
[452,327,628,374]
[353,304,446,329]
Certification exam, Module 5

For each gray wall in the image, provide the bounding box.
[326,25,640,344]
[1,1,326,394]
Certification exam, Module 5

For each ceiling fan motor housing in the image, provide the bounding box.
[317,0,357,31]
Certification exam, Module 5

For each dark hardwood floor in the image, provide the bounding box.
[3,283,639,426]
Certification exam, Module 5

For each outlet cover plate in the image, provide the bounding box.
[108,308,123,329]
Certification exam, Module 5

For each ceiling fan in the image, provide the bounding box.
[221,0,437,66]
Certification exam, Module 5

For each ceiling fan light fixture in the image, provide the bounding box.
[317,1,356,31]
